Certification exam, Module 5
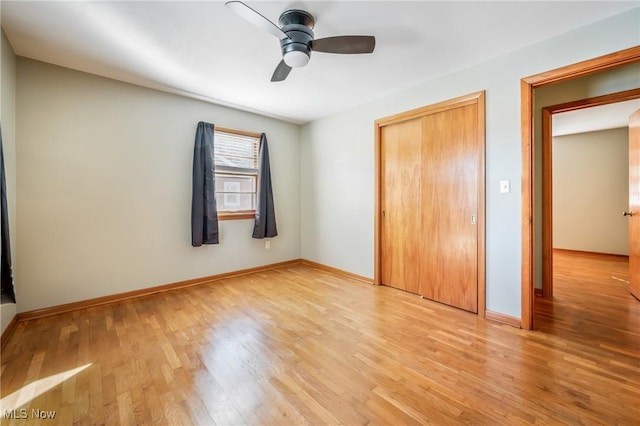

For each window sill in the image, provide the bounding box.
[218,211,255,221]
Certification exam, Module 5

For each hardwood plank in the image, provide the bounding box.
[1,259,638,424]
[0,314,18,351]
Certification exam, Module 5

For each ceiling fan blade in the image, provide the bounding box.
[311,36,375,54]
[225,1,288,40]
[271,60,292,82]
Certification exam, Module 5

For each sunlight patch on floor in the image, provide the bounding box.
[0,363,92,412]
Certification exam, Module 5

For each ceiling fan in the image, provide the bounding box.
[225,1,376,82]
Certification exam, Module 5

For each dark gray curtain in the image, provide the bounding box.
[191,121,219,246]
[0,126,16,302]
[252,133,278,239]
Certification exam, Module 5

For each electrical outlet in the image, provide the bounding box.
[265,241,271,249]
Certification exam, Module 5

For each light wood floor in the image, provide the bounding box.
[1,255,639,425]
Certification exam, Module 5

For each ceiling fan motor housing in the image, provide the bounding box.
[278,9,315,67]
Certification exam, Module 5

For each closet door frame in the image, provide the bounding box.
[374,91,486,317]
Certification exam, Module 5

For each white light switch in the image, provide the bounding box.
[500,180,510,194]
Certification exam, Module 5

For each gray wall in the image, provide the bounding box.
[1,28,17,332]
[5,7,640,321]
[15,59,301,313]
[553,128,629,255]
[300,9,640,319]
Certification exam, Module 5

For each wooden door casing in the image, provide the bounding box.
[629,109,640,300]
[520,46,640,330]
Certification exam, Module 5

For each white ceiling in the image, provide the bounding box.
[553,100,640,137]
[1,1,638,124]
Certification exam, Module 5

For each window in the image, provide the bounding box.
[214,127,260,220]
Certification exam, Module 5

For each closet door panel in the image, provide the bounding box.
[380,118,422,293]
[419,105,478,312]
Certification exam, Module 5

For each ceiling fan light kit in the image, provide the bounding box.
[283,50,310,68]
[225,1,375,82]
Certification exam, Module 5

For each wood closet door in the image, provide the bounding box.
[380,118,423,294]
[419,105,479,312]
[378,93,483,314]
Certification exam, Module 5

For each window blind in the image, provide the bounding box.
[214,130,259,174]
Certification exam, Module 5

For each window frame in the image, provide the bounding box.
[214,126,261,221]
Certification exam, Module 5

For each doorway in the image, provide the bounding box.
[541,90,640,299]
[521,46,640,330]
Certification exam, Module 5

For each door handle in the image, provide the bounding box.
[623,211,633,217]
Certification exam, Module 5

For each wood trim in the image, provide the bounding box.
[545,88,640,115]
[553,248,629,261]
[542,107,553,300]
[476,92,487,318]
[1,314,18,351]
[534,288,543,297]
[301,259,374,284]
[218,211,255,221]
[374,91,486,315]
[17,260,303,322]
[375,92,483,128]
[215,126,262,139]
[522,46,640,87]
[485,310,522,328]
[521,79,534,330]
[521,47,640,330]
[373,120,382,285]
[374,106,383,287]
